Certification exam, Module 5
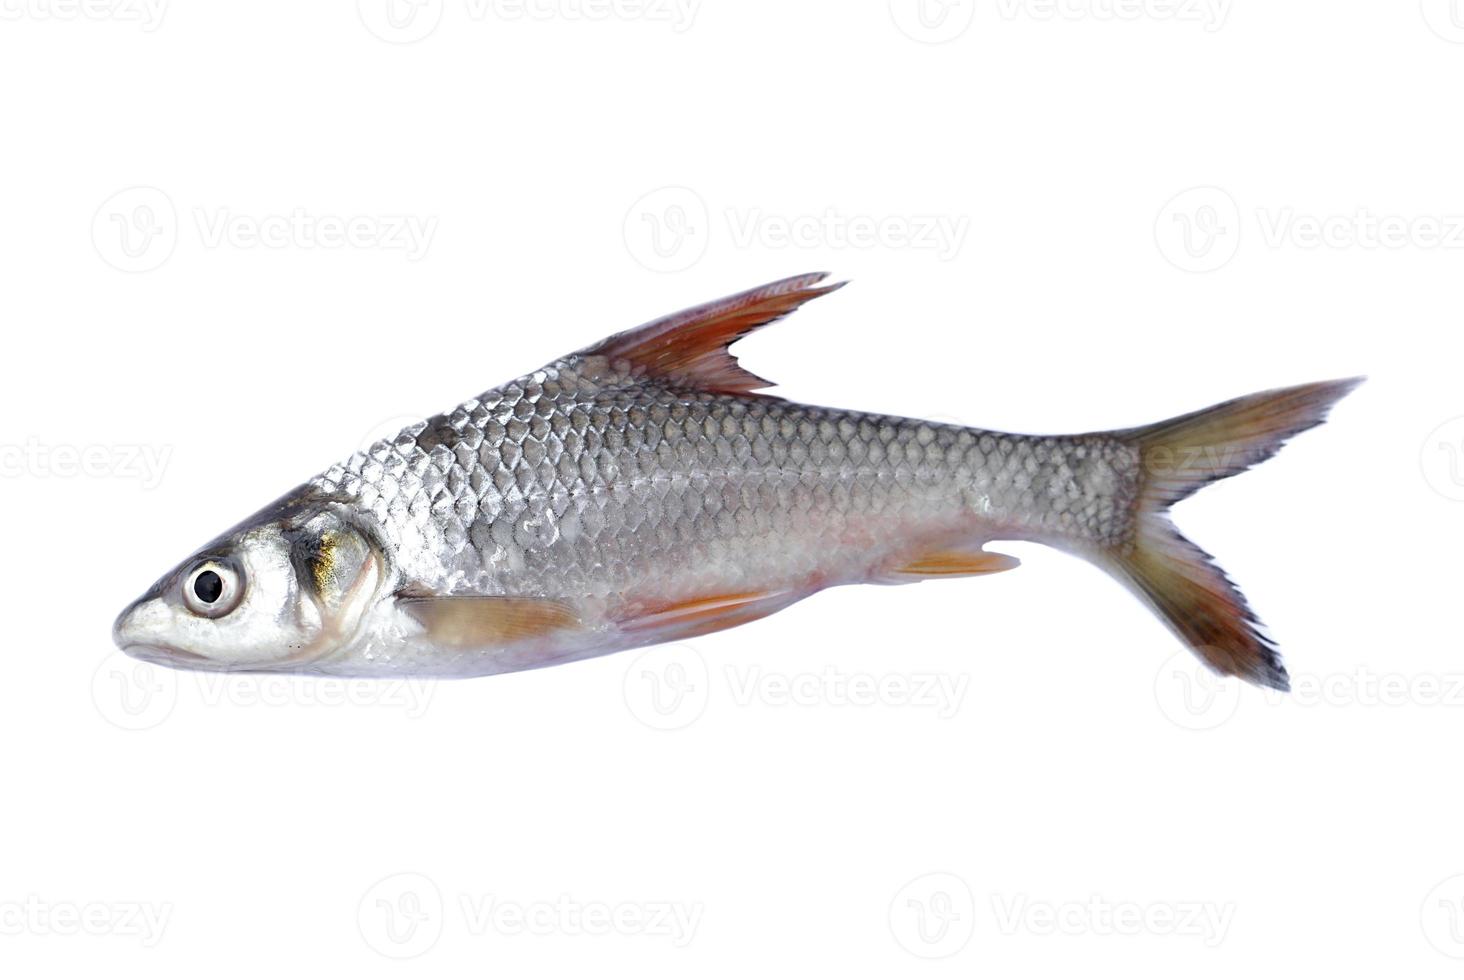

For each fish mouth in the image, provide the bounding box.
[118,642,216,669]
[112,603,221,670]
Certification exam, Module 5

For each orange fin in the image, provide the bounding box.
[398,595,581,649]
[1101,377,1363,691]
[616,589,801,644]
[881,548,1021,583]
[582,272,846,395]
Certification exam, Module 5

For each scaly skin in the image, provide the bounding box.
[115,273,1353,688]
[304,353,1140,674]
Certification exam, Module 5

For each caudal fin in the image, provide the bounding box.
[1105,378,1362,691]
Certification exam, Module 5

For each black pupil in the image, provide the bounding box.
[193,570,224,604]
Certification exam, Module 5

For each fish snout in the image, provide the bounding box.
[112,595,203,666]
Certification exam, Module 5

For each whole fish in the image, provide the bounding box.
[113,273,1358,690]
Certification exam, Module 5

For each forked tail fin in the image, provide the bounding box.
[1105,378,1362,691]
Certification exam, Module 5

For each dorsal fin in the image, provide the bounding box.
[581,272,846,395]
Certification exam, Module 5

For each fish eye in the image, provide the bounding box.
[183,560,243,618]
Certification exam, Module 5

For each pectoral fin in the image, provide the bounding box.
[881,548,1021,583]
[399,594,582,649]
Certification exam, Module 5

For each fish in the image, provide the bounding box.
[113,273,1359,690]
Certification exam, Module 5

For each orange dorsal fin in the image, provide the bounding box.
[582,272,846,395]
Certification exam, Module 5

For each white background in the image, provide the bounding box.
[1,1,1461,976]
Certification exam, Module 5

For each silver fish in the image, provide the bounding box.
[113,273,1359,689]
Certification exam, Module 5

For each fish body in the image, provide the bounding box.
[114,274,1359,689]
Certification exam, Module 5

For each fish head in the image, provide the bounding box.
[112,489,386,671]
